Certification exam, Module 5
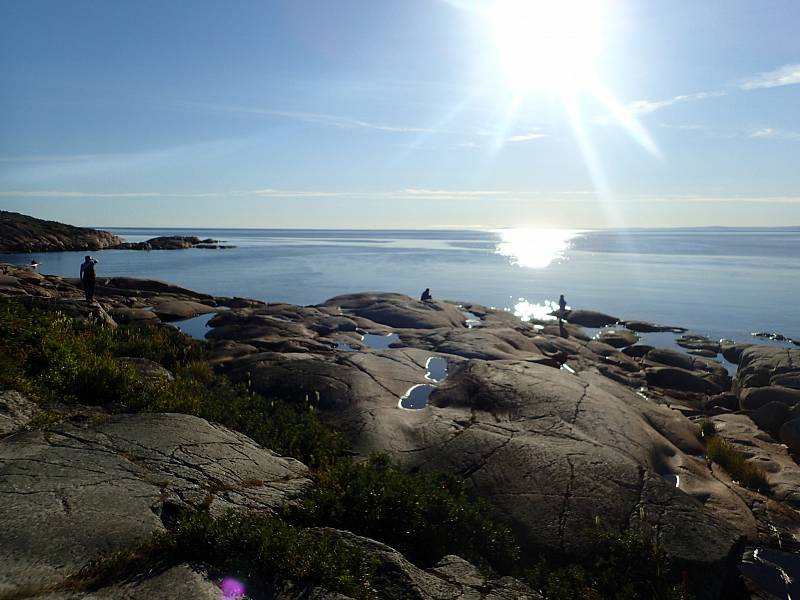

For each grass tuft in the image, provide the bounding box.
[706,436,769,492]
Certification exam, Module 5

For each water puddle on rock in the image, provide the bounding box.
[361,333,400,349]
[462,311,482,329]
[398,384,436,410]
[740,547,800,599]
[335,342,357,352]
[168,313,215,341]
[399,356,449,409]
[425,357,448,382]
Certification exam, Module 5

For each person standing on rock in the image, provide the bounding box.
[80,255,98,303]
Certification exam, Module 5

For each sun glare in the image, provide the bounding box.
[488,0,605,93]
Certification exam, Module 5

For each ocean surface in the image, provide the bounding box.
[3,227,798,352]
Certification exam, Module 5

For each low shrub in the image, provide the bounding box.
[706,436,768,492]
[62,510,377,599]
[300,454,519,572]
[524,524,691,600]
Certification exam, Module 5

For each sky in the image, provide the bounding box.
[1,0,799,229]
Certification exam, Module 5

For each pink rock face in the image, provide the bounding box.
[220,576,246,598]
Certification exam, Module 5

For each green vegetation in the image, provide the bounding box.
[57,510,377,599]
[299,453,519,572]
[524,524,691,600]
[0,299,346,468]
[0,298,693,596]
[706,436,769,492]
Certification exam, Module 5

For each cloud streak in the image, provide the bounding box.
[749,128,800,141]
[4,189,800,204]
[626,90,726,115]
[740,64,800,90]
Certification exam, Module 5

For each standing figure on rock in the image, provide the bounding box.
[80,255,98,303]
[558,294,568,320]
[420,288,432,302]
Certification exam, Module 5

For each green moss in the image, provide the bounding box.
[23,409,65,431]
[706,436,768,492]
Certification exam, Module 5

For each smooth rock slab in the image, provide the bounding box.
[564,309,619,328]
[321,358,742,599]
[0,413,310,593]
[322,293,466,329]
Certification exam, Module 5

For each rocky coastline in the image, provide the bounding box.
[0,211,234,252]
[1,263,799,599]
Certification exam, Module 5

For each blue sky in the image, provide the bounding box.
[1,0,798,228]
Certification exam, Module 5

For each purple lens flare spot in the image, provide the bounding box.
[220,577,246,599]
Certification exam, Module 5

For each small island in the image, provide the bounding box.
[0,212,234,252]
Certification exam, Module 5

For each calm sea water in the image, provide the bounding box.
[2,227,798,346]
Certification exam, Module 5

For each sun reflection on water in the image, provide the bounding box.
[494,228,581,269]
[514,298,562,322]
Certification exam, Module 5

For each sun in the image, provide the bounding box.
[487,0,605,94]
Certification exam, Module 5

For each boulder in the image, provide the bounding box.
[720,342,752,365]
[596,329,639,348]
[116,357,174,385]
[0,414,311,592]
[780,418,800,455]
[739,386,800,411]
[622,320,686,333]
[645,366,723,395]
[623,344,654,358]
[676,335,720,354]
[752,402,793,440]
[109,306,160,324]
[564,309,619,328]
[736,346,800,390]
[152,300,216,322]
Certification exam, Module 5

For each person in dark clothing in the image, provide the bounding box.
[80,256,98,303]
[557,294,567,326]
[420,288,432,302]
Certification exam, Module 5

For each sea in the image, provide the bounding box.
[2,227,798,357]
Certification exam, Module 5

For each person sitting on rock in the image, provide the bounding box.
[80,255,98,303]
[420,288,432,302]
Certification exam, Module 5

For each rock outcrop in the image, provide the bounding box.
[0,414,311,594]
[0,211,123,252]
[2,272,799,598]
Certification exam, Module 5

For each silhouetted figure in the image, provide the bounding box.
[80,256,98,303]
[30,259,40,269]
[420,288,432,302]
[557,294,567,328]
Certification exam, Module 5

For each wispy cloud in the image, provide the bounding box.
[5,188,800,204]
[505,132,549,143]
[740,64,800,90]
[0,154,105,163]
[180,101,469,136]
[749,128,800,141]
[657,123,707,131]
[627,90,726,115]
